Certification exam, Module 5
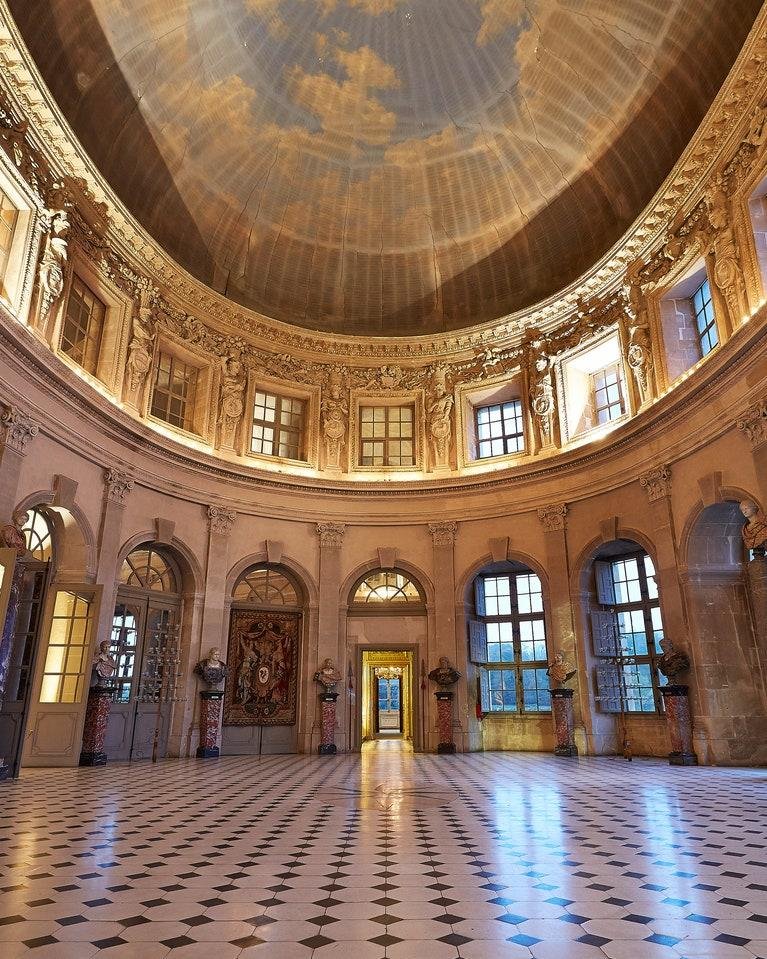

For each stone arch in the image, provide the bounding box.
[226,551,318,610]
[116,531,204,600]
[15,490,97,581]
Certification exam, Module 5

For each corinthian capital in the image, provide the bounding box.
[428,521,458,547]
[640,465,671,502]
[537,504,567,532]
[207,505,236,536]
[104,467,134,506]
[737,399,767,448]
[316,522,346,548]
[1,405,39,454]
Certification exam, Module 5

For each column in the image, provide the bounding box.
[79,687,112,766]
[537,504,584,754]
[639,466,697,760]
[747,553,767,663]
[737,401,767,511]
[428,522,459,751]
[315,523,345,749]
[192,506,235,756]
[0,405,38,526]
[318,691,339,755]
[551,689,578,757]
[434,691,456,753]
[93,468,134,645]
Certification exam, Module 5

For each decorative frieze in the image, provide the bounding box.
[538,504,568,532]
[316,522,346,548]
[737,399,767,447]
[207,505,236,536]
[0,406,39,454]
[640,465,672,502]
[428,521,458,547]
[104,467,134,506]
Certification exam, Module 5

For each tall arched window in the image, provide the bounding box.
[590,543,665,713]
[470,564,551,714]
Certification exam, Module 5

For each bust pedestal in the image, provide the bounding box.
[196,689,224,758]
[660,685,698,766]
[551,687,578,757]
[318,691,338,755]
[435,690,456,754]
[79,686,113,766]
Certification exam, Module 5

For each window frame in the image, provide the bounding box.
[59,273,106,376]
[349,568,426,615]
[472,570,552,716]
[351,392,424,473]
[251,389,307,462]
[692,277,719,358]
[0,158,37,322]
[474,399,525,459]
[591,362,626,426]
[146,336,214,441]
[592,550,666,715]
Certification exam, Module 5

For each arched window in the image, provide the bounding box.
[22,507,53,561]
[590,543,664,714]
[233,565,299,606]
[470,564,551,714]
[119,546,178,593]
[351,570,424,606]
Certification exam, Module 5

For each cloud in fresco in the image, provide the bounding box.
[471,0,527,46]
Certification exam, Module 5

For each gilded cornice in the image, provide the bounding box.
[0,1,765,369]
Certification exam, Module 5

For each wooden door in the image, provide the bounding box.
[0,564,48,776]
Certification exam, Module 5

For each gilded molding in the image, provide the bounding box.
[640,466,672,502]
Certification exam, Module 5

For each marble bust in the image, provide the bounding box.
[314,658,342,691]
[657,638,691,684]
[740,500,767,553]
[194,647,228,689]
[91,639,117,688]
[547,651,576,688]
[428,656,461,689]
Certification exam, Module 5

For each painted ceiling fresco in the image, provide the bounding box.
[9,0,763,334]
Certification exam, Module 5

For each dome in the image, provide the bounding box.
[9,0,763,334]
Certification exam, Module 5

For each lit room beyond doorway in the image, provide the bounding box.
[360,649,414,744]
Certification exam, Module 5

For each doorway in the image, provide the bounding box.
[104,545,181,762]
[360,649,415,743]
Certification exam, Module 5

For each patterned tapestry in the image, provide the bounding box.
[223,610,301,726]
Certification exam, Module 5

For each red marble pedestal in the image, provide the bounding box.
[551,687,578,757]
[319,692,338,755]
[435,691,456,754]
[661,684,698,766]
[197,690,224,758]
[79,686,113,766]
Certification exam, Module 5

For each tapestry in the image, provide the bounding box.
[223,610,301,726]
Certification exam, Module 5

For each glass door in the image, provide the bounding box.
[376,676,402,734]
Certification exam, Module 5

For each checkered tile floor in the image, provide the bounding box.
[1,741,766,958]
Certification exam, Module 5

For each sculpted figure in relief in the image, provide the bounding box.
[126,291,156,400]
[38,208,70,320]
[321,367,348,469]
[706,181,746,326]
[528,336,555,447]
[219,355,246,449]
[427,364,453,467]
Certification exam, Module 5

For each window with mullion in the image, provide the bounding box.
[360,405,415,467]
[150,352,199,432]
[692,278,718,357]
[602,553,665,713]
[251,390,305,460]
[591,363,625,425]
[60,275,106,375]
[479,572,551,714]
[475,400,525,458]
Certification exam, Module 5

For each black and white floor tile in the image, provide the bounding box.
[1,741,766,958]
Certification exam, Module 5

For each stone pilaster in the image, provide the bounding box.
[536,504,584,753]
[0,405,38,523]
[737,399,767,507]
[316,523,345,748]
[429,521,460,751]
[92,466,134,655]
